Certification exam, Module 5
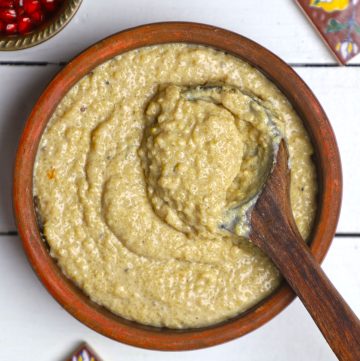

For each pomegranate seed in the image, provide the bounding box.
[5,22,17,33]
[0,8,16,22]
[15,0,27,13]
[23,0,40,14]
[0,0,15,8]
[14,0,24,12]
[0,0,63,35]
[40,0,57,12]
[18,14,32,33]
[30,8,42,23]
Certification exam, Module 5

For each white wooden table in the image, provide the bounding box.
[1,1,359,360]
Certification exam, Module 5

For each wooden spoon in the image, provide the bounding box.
[249,140,360,361]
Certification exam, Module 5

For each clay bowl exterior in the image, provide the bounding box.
[13,22,342,351]
[0,0,82,51]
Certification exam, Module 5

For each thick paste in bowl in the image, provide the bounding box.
[33,44,317,328]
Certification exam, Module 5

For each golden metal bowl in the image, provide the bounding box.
[0,0,82,51]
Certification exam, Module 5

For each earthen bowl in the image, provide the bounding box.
[13,22,342,351]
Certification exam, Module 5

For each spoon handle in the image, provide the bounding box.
[251,219,360,361]
[250,143,360,361]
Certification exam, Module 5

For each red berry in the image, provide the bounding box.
[30,8,42,23]
[0,0,15,8]
[23,0,40,14]
[0,19,5,32]
[18,14,31,33]
[14,0,25,15]
[5,22,17,33]
[15,0,25,10]
[16,6,24,15]
[0,8,16,22]
[40,0,57,12]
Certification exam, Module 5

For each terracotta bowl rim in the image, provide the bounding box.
[13,21,342,351]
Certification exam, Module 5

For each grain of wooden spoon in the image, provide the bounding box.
[249,140,360,361]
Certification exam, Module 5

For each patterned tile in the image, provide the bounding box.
[67,343,103,361]
[296,0,360,64]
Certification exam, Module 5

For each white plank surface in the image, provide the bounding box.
[0,65,359,232]
[0,235,358,360]
[295,67,360,234]
[0,0,359,64]
[0,65,61,231]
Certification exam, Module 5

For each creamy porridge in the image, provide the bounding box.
[33,44,317,328]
